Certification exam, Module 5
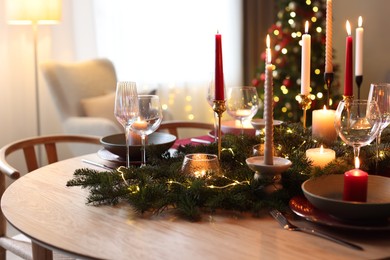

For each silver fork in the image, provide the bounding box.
[270,209,363,251]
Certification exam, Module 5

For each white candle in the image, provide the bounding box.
[325,0,333,73]
[301,21,311,95]
[312,105,337,144]
[264,34,274,165]
[306,145,336,168]
[355,16,364,76]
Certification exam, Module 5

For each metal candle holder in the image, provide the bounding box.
[297,94,312,129]
[355,75,363,100]
[213,100,226,159]
[324,72,334,107]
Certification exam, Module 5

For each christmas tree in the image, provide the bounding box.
[252,0,342,124]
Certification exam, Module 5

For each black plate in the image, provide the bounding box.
[100,132,176,160]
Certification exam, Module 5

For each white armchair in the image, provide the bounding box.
[41,58,122,137]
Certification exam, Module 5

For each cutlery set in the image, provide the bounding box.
[270,209,363,251]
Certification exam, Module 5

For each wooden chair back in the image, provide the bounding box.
[157,121,213,138]
[0,134,101,259]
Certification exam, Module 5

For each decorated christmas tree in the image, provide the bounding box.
[252,0,342,124]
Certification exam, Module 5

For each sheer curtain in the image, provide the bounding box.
[93,0,242,123]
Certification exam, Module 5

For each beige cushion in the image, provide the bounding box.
[81,92,120,128]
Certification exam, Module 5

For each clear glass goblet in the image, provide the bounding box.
[206,79,218,142]
[368,83,390,161]
[334,99,381,167]
[226,86,259,135]
[114,81,139,168]
[130,95,163,167]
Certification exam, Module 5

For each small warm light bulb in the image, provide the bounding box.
[358,16,363,27]
[346,20,351,36]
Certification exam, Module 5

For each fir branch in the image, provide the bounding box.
[67,123,390,221]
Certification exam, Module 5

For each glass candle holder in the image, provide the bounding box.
[181,154,220,178]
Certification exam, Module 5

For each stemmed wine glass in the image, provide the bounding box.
[206,79,218,142]
[114,81,139,168]
[367,83,390,161]
[130,95,163,167]
[226,86,259,135]
[334,99,381,167]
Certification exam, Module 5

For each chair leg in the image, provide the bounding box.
[32,242,52,260]
[0,247,5,260]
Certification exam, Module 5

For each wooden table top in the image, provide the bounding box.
[2,153,390,260]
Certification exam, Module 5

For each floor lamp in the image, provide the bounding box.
[6,0,62,136]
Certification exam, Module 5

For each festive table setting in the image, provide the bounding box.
[3,0,389,258]
[68,0,390,226]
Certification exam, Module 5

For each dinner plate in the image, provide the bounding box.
[302,174,390,220]
[250,119,283,130]
[100,132,176,160]
[289,196,390,231]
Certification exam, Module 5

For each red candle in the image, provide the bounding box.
[344,21,353,96]
[343,168,368,202]
[215,33,224,100]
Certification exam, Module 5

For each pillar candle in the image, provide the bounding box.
[264,34,274,165]
[344,21,353,96]
[301,21,311,95]
[312,105,337,144]
[355,16,364,76]
[305,145,335,168]
[215,33,225,100]
[325,0,333,73]
[343,168,368,202]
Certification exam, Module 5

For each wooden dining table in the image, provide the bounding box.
[1,152,390,260]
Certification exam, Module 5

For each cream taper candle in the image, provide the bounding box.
[264,34,274,165]
[325,0,333,73]
[355,16,364,76]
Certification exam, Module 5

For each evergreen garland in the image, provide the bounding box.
[67,124,390,221]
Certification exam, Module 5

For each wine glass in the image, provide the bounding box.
[367,83,390,161]
[130,95,163,167]
[206,79,218,141]
[226,86,259,135]
[334,99,381,168]
[114,81,139,168]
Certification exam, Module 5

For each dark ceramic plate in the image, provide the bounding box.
[302,175,390,220]
[100,132,176,160]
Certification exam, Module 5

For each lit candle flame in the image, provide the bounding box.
[266,34,272,64]
[305,21,309,34]
[355,157,360,169]
[346,20,351,36]
[323,105,327,110]
[358,16,363,27]
[320,145,324,154]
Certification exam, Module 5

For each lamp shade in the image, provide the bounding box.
[6,0,62,25]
